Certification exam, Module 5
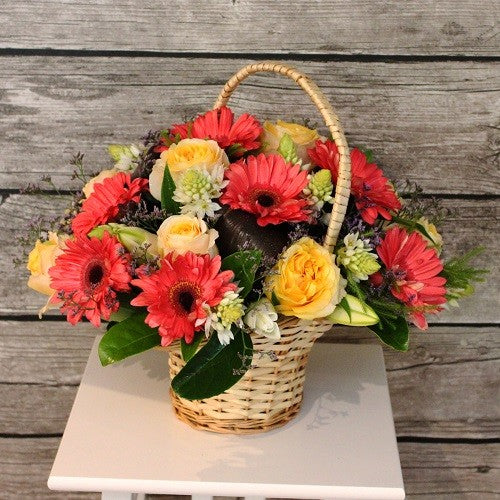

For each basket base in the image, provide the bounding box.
[170,388,304,435]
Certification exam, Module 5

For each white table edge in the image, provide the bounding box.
[48,475,405,499]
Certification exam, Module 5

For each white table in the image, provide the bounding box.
[48,338,405,500]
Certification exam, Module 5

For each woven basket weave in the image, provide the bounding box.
[167,61,352,434]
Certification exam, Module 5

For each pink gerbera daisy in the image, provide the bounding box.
[220,153,310,226]
[308,140,401,225]
[155,107,262,157]
[375,226,447,329]
[131,252,236,346]
[72,173,148,236]
[49,232,132,327]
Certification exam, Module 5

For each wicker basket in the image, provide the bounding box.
[167,61,352,434]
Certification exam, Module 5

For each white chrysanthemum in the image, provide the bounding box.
[337,232,380,282]
[204,291,245,345]
[173,164,228,219]
[244,298,280,340]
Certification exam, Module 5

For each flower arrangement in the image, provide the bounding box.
[25,72,485,408]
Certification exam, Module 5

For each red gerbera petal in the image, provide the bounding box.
[191,107,262,155]
[308,140,402,225]
[376,227,447,329]
[220,153,310,226]
[49,232,132,327]
[130,252,237,346]
[72,173,148,236]
[157,107,262,157]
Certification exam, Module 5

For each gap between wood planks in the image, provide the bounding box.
[0,48,499,62]
[1,190,499,200]
[1,314,499,326]
[1,431,498,444]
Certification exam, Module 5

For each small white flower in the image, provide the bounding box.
[337,232,380,282]
[173,164,228,219]
[108,143,142,171]
[214,323,234,345]
[205,291,245,345]
[244,298,280,340]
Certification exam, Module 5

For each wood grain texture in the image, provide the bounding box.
[399,442,500,499]
[0,1,498,56]
[0,437,498,499]
[2,4,499,498]
[1,321,498,438]
[0,438,99,499]
[2,195,497,322]
[0,57,498,193]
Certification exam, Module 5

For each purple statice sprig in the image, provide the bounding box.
[119,200,168,233]
[131,130,162,180]
[340,212,383,249]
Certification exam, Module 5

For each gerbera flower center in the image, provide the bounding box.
[178,291,195,312]
[84,259,106,289]
[251,189,279,208]
[170,281,201,315]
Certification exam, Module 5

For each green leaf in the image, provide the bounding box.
[161,162,180,214]
[271,291,280,307]
[98,312,160,366]
[391,215,435,244]
[226,143,245,158]
[346,273,367,301]
[221,250,262,297]
[368,315,409,352]
[108,307,133,323]
[108,299,136,323]
[338,296,352,321]
[171,327,253,400]
[363,148,374,163]
[181,331,205,362]
[442,246,488,290]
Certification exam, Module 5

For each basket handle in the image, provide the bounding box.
[214,61,351,250]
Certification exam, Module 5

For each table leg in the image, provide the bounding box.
[101,493,145,500]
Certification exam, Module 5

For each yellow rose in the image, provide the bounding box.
[149,139,229,200]
[261,120,320,163]
[27,232,68,296]
[157,215,218,257]
[265,237,346,320]
[82,169,118,198]
[417,217,443,255]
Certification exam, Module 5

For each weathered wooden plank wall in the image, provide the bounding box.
[0,0,498,498]
[1,0,498,55]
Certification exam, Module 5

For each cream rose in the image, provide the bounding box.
[149,139,229,200]
[82,169,118,198]
[265,237,346,320]
[157,214,218,257]
[27,232,68,296]
[261,120,320,163]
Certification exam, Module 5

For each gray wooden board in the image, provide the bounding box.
[0,1,499,56]
[0,57,498,194]
[2,195,497,322]
[1,321,498,439]
[2,3,499,498]
[0,438,498,499]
